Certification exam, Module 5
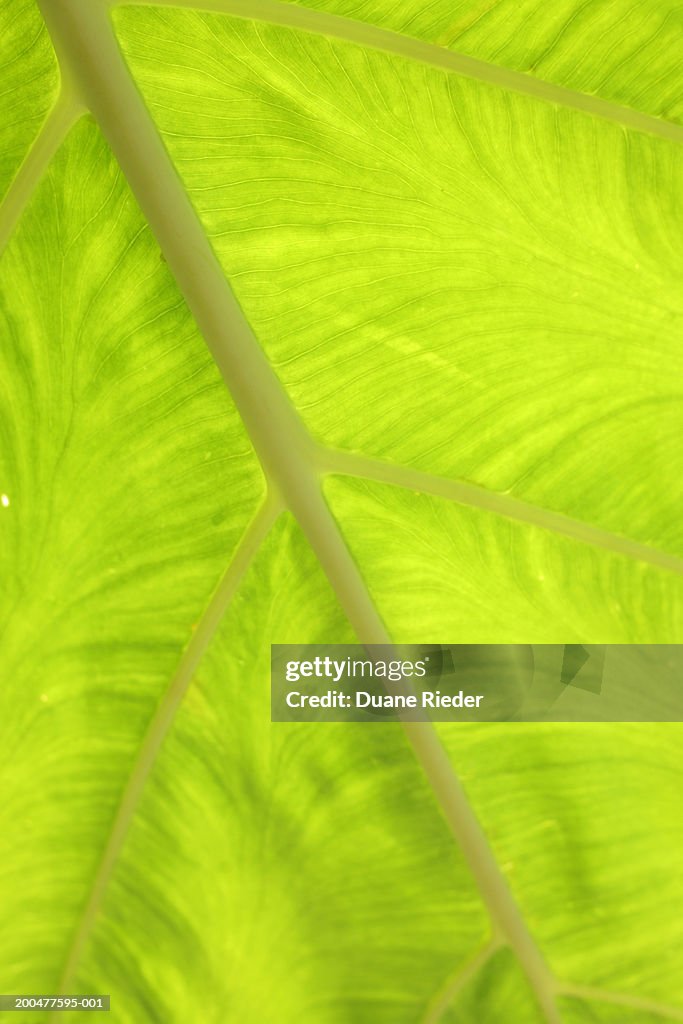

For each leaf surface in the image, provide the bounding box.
[1,2,682,1022]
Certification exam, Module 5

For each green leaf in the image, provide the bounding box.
[1,2,682,1022]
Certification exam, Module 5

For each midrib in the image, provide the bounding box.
[36,1,561,1021]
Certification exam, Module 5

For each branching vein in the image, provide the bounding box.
[117,0,683,146]
[559,983,683,1022]
[420,937,501,1024]
[53,494,280,1001]
[321,449,683,577]
[0,86,84,257]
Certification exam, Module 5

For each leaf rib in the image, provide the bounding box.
[321,449,683,576]
[52,494,281,1000]
[559,983,683,1022]
[118,0,683,146]
[420,937,502,1024]
[37,2,562,1020]
[0,86,83,257]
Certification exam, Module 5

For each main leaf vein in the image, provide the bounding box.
[36,2,564,1020]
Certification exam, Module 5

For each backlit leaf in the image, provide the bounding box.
[1,2,682,1021]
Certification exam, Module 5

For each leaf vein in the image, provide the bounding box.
[119,0,683,145]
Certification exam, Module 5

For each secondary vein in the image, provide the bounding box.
[52,495,280,1002]
[118,0,683,147]
[0,86,84,257]
[559,982,683,1022]
[321,449,683,577]
[420,937,502,1024]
